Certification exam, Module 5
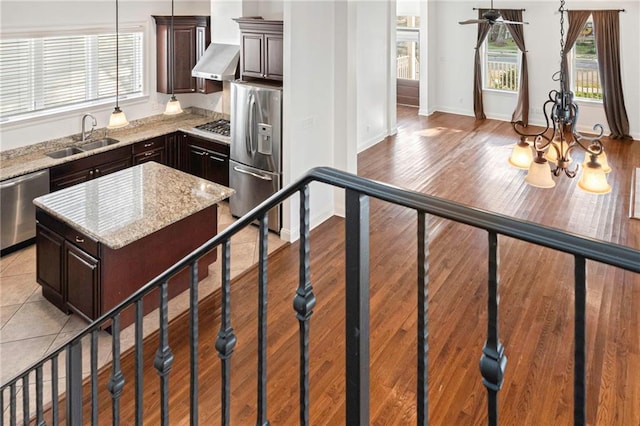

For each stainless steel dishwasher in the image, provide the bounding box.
[1,169,50,253]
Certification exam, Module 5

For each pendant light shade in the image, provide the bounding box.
[164,0,183,116]
[508,139,533,170]
[578,157,611,194]
[108,0,128,129]
[525,158,556,189]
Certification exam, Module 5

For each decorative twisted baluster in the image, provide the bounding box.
[417,212,429,425]
[345,189,370,425]
[216,239,236,426]
[154,281,174,426]
[256,214,270,426]
[293,185,316,426]
[107,314,125,426]
[574,255,587,425]
[479,231,507,426]
[190,260,199,426]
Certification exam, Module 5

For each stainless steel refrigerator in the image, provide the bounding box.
[229,81,282,232]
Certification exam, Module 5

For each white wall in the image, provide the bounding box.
[427,0,640,139]
[0,0,215,150]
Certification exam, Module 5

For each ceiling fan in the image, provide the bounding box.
[459,0,528,26]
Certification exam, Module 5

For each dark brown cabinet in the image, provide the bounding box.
[153,16,219,94]
[50,146,132,192]
[133,135,166,165]
[65,243,99,319]
[183,134,229,187]
[166,132,183,169]
[36,223,65,309]
[234,18,283,81]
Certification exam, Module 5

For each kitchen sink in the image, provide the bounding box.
[78,138,120,151]
[45,147,84,159]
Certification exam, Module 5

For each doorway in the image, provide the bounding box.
[396,15,419,107]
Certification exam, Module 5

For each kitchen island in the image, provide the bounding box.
[33,162,234,326]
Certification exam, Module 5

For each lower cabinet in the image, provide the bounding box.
[132,135,167,165]
[183,134,229,186]
[65,243,99,319]
[50,146,132,192]
[35,223,65,309]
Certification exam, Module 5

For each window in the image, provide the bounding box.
[397,16,419,81]
[0,29,144,120]
[483,24,520,92]
[571,16,602,100]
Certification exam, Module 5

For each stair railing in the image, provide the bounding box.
[1,166,639,426]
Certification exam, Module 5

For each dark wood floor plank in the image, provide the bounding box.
[49,107,639,425]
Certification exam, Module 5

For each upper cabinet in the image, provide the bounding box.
[153,16,220,94]
[234,18,283,82]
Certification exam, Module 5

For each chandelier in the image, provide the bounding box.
[509,0,612,194]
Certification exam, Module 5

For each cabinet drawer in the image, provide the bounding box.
[133,136,166,154]
[63,226,99,258]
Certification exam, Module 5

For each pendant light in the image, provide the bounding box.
[164,0,183,115]
[108,0,129,128]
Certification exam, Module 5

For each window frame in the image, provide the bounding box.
[569,15,602,103]
[0,23,148,125]
[481,25,522,94]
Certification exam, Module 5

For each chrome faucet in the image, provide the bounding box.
[81,113,97,142]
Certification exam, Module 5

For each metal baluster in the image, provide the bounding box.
[417,212,429,425]
[345,189,370,425]
[293,185,316,426]
[215,239,236,426]
[52,355,59,425]
[21,375,28,426]
[91,330,99,425]
[107,314,125,426]
[36,365,44,426]
[10,383,16,426]
[154,281,174,426]
[67,339,83,425]
[135,299,144,426]
[256,214,270,426]
[190,260,199,426]
[574,256,587,426]
[0,385,4,426]
[479,231,507,426]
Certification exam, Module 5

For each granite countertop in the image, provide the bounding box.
[33,162,234,249]
[0,108,228,181]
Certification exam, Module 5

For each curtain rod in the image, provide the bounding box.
[473,8,526,11]
[564,9,626,12]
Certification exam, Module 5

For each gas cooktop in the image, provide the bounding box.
[194,119,230,137]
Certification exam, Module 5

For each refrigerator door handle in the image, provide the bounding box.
[248,94,258,155]
[233,166,273,181]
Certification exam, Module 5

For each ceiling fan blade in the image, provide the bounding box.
[459,19,487,25]
[501,19,529,25]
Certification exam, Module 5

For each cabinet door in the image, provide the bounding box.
[166,132,182,169]
[94,157,133,178]
[65,242,99,320]
[241,33,264,78]
[36,223,65,307]
[186,144,207,179]
[50,168,92,192]
[264,33,283,80]
[173,25,197,93]
[206,151,229,186]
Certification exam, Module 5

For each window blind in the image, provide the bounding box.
[0,30,143,119]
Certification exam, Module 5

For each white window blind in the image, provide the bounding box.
[0,30,143,119]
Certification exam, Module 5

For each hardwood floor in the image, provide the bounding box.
[51,107,639,425]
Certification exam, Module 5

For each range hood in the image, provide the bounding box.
[192,43,240,81]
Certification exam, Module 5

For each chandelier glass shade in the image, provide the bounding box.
[509,0,612,194]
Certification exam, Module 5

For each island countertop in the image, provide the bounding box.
[33,162,234,249]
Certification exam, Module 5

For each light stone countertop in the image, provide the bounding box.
[33,162,234,249]
[0,108,228,181]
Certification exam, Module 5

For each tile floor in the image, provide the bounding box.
[0,202,285,422]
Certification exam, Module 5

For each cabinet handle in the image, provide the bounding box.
[197,151,207,156]
[144,143,154,148]
[209,155,224,162]
[95,168,100,176]
[75,236,85,243]
[144,152,154,157]
[89,170,94,177]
